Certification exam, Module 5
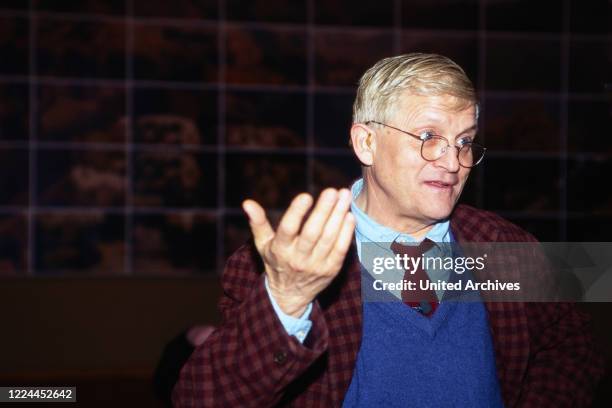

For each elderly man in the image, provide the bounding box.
[173,53,603,407]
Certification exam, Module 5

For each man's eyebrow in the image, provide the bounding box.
[455,124,478,137]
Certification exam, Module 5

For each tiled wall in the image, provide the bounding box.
[0,0,610,276]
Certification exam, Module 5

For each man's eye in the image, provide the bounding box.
[419,131,435,140]
[458,137,473,146]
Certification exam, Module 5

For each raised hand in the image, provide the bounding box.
[242,188,355,317]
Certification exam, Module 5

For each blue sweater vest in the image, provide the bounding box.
[342,269,504,407]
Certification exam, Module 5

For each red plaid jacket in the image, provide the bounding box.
[173,204,604,407]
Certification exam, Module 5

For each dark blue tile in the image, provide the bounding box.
[0,16,29,75]
[503,217,562,241]
[314,92,354,148]
[400,33,479,87]
[133,23,217,82]
[0,1,29,11]
[228,0,305,23]
[0,148,29,205]
[569,39,611,94]
[486,38,561,91]
[312,154,360,195]
[569,0,611,34]
[567,158,612,213]
[133,88,217,145]
[0,84,29,141]
[225,153,307,209]
[133,214,217,275]
[226,27,306,85]
[38,85,126,143]
[37,149,126,206]
[315,0,392,27]
[486,0,562,32]
[134,0,217,19]
[484,97,560,152]
[314,30,393,86]
[458,164,483,208]
[567,216,612,240]
[402,0,478,31]
[37,18,125,78]
[568,99,612,153]
[226,91,306,147]
[223,215,250,259]
[133,151,217,208]
[34,0,126,15]
[35,213,125,274]
[483,158,561,212]
[0,215,27,275]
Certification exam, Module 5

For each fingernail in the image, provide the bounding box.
[345,212,355,223]
[323,189,337,202]
[339,188,351,201]
[300,194,312,206]
[242,202,253,218]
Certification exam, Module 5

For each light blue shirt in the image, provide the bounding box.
[264,277,313,343]
[350,178,453,300]
[265,178,452,343]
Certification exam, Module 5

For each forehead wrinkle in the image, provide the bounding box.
[392,93,477,138]
[395,94,450,122]
[396,106,452,131]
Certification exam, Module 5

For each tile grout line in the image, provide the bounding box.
[306,0,314,195]
[124,0,134,276]
[216,0,227,274]
[559,0,571,241]
[26,0,36,276]
[0,74,607,101]
[6,8,608,40]
[476,0,487,210]
[393,0,401,53]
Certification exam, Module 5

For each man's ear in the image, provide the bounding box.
[350,123,375,166]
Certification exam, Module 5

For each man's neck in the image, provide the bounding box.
[354,182,434,240]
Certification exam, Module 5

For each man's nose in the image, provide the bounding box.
[434,145,461,172]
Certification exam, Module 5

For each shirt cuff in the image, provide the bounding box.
[264,276,313,343]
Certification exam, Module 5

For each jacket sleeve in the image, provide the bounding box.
[518,301,605,407]
[172,243,330,407]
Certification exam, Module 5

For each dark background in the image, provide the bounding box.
[0,0,610,406]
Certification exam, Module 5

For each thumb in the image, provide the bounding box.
[242,199,274,253]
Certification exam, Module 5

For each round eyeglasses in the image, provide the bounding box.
[366,120,486,168]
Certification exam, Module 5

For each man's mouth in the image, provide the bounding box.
[423,180,457,189]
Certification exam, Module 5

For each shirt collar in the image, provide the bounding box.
[350,178,451,246]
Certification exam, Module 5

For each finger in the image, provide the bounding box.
[312,188,352,257]
[296,188,339,253]
[327,212,356,268]
[275,193,314,245]
[242,199,274,253]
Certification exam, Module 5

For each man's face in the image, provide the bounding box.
[368,92,476,229]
